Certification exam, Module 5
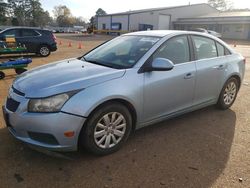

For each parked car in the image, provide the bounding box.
[190,28,222,38]
[0,27,57,57]
[2,30,245,155]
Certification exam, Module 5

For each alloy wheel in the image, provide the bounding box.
[40,47,49,56]
[94,112,126,149]
[223,81,237,105]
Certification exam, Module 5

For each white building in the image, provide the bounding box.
[97,3,250,39]
[97,4,218,31]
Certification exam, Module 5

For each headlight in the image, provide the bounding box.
[28,93,70,113]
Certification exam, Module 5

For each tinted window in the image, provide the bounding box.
[2,29,21,37]
[192,36,217,60]
[153,35,190,64]
[21,29,40,37]
[216,42,225,56]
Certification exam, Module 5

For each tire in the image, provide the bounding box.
[38,45,50,57]
[0,71,5,79]
[15,68,27,75]
[81,102,132,155]
[217,77,239,110]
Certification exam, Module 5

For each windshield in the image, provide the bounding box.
[83,35,160,69]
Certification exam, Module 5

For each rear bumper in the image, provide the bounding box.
[2,105,86,152]
[50,43,57,52]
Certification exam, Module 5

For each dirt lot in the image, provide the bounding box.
[0,34,250,188]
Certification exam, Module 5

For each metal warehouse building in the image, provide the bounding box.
[97,3,250,40]
[175,11,250,40]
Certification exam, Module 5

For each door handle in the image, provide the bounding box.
[213,64,224,70]
[184,73,194,79]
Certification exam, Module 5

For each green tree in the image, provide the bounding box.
[89,8,107,31]
[8,0,52,26]
[0,0,7,24]
[208,0,233,11]
[95,8,107,16]
[53,5,74,27]
[8,0,28,25]
[28,0,52,26]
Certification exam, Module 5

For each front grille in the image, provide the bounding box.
[12,86,25,96]
[28,132,59,145]
[6,98,20,112]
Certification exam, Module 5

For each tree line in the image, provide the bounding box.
[0,0,92,27]
[0,0,52,26]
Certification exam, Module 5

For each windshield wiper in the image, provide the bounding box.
[85,59,108,67]
[84,58,126,69]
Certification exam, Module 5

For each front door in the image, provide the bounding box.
[143,35,196,122]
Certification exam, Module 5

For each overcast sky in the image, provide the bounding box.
[40,0,250,20]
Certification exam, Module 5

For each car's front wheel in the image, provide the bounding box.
[217,77,239,110]
[81,102,132,155]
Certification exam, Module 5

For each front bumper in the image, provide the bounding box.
[2,97,86,151]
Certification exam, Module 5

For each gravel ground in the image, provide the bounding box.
[0,34,250,188]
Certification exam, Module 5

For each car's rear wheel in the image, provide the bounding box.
[38,45,50,57]
[217,77,239,110]
[81,102,132,155]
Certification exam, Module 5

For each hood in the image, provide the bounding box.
[13,58,125,98]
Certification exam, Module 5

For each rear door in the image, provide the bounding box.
[143,35,196,122]
[19,29,41,52]
[191,35,227,105]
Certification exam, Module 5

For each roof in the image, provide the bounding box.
[2,26,44,30]
[0,26,50,33]
[177,11,250,21]
[197,11,250,18]
[98,3,217,17]
[124,30,216,38]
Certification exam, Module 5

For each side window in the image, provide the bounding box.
[21,29,40,37]
[192,36,217,60]
[216,42,225,57]
[225,47,231,55]
[2,29,20,38]
[153,35,190,64]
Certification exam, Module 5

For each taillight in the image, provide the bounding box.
[52,34,56,42]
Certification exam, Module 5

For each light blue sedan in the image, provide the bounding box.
[2,30,245,155]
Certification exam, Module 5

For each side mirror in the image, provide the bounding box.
[150,58,174,71]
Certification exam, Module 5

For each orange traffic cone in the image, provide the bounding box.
[68,42,72,47]
[59,41,62,45]
[78,43,82,49]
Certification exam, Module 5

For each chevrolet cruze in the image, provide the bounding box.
[2,30,245,155]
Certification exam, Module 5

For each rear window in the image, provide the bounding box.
[38,30,52,36]
[192,35,217,60]
[216,42,225,57]
[21,29,40,37]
